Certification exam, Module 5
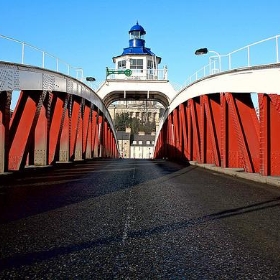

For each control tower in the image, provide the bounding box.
[97,22,176,108]
[111,21,162,80]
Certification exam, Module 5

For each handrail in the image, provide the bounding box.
[182,34,280,90]
[106,67,168,81]
[0,33,85,80]
[2,33,279,92]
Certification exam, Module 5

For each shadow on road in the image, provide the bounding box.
[1,195,279,271]
[0,159,188,223]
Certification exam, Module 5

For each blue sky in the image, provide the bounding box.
[1,0,280,90]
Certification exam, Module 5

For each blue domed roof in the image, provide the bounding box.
[112,21,161,62]
[129,21,146,35]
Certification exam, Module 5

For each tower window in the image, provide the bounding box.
[148,60,156,69]
[118,60,126,69]
[130,59,143,70]
[131,31,141,39]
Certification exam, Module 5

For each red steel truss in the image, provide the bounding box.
[0,90,119,172]
[154,93,280,176]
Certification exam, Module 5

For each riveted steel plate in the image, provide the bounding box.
[0,65,19,91]
[0,61,116,139]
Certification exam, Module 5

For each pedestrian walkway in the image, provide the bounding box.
[190,161,280,188]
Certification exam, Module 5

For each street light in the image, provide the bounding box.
[86,77,96,82]
[85,76,96,90]
[195,48,208,55]
[195,48,221,73]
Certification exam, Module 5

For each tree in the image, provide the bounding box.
[114,112,156,134]
[115,112,130,131]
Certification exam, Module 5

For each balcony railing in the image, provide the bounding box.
[106,67,168,81]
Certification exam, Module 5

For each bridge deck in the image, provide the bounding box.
[1,159,280,278]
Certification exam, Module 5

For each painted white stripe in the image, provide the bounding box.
[122,167,135,245]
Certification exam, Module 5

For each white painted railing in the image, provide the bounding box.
[106,67,168,81]
[0,33,85,80]
[182,34,280,89]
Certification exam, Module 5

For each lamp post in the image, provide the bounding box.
[86,77,96,82]
[85,76,96,89]
[75,68,84,80]
[195,48,221,74]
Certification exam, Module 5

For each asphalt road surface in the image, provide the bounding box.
[0,159,280,279]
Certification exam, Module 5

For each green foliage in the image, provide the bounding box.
[114,112,156,134]
[115,112,130,131]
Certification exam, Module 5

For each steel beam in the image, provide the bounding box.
[8,91,45,170]
[0,91,11,173]
[259,94,280,175]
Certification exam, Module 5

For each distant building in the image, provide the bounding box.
[107,21,165,125]
[108,101,164,126]
[107,22,169,159]
[130,132,155,159]
[116,128,155,159]
[117,128,131,158]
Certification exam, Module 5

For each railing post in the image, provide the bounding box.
[21,42,25,64]
[228,54,231,70]
[42,51,45,68]
[247,46,250,67]
[276,36,279,63]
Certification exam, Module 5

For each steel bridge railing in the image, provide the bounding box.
[182,34,280,89]
[0,33,86,81]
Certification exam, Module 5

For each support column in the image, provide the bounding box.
[8,90,45,170]
[68,97,81,161]
[34,91,48,166]
[98,113,103,157]
[189,98,201,162]
[259,94,280,175]
[224,92,259,172]
[0,91,11,173]
[179,103,188,160]
[83,104,92,159]
[91,108,99,158]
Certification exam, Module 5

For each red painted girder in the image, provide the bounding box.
[82,103,91,158]
[259,94,280,175]
[186,102,192,160]
[8,90,45,170]
[107,128,112,157]
[48,93,68,164]
[0,91,11,172]
[83,105,92,159]
[91,109,98,157]
[189,98,201,162]
[167,114,173,158]
[172,108,180,159]
[220,93,228,168]
[69,97,81,160]
[179,103,189,160]
[103,121,109,157]
[200,96,206,163]
[34,93,48,166]
[59,97,70,163]
[110,130,114,157]
[98,114,103,157]
[224,93,259,172]
[75,100,84,160]
[201,94,221,166]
